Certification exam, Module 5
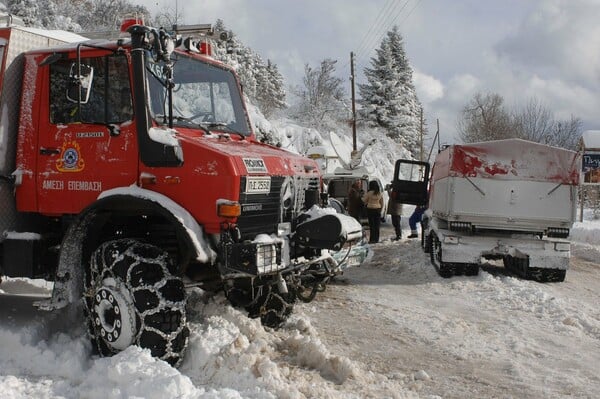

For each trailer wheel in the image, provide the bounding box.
[430,234,453,278]
[84,239,189,367]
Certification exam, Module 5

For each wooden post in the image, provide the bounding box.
[419,107,424,162]
[350,51,357,153]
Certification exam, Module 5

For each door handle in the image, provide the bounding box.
[40,147,60,155]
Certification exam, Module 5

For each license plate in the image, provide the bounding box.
[346,255,363,267]
[246,177,271,193]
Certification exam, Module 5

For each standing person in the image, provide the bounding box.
[362,180,384,243]
[408,205,426,238]
[386,184,403,240]
[347,180,363,222]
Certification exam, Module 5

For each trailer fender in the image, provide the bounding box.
[39,186,216,310]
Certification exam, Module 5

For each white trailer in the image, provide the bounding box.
[421,139,580,282]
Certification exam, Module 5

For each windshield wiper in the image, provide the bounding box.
[155,114,211,134]
[201,122,246,140]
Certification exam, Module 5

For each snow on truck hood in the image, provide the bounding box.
[176,133,320,177]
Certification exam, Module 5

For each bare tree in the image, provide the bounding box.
[512,97,554,143]
[457,93,583,149]
[457,92,514,143]
[151,3,182,29]
[550,115,582,150]
[291,59,346,131]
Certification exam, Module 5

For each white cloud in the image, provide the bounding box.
[526,75,599,121]
[413,69,444,104]
[495,0,600,84]
[136,0,600,141]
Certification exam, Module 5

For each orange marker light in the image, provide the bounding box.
[217,201,241,218]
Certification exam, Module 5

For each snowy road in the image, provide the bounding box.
[306,225,600,398]
[1,223,599,398]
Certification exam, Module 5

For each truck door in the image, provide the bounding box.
[392,159,430,206]
[36,53,137,214]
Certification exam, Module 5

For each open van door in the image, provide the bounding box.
[392,159,430,205]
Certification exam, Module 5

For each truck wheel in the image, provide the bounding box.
[423,232,432,254]
[84,239,189,367]
[465,263,479,276]
[430,234,453,278]
[245,284,295,328]
[547,269,566,282]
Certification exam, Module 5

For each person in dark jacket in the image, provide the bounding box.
[347,180,363,221]
[386,184,403,240]
[362,180,384,243]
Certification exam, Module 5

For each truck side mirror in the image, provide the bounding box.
[67,63,94,104]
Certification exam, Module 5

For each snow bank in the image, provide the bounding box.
[0,282,416,398]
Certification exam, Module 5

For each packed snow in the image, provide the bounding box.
[1,208,599,398]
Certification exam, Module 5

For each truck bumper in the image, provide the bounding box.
[221,240,287,276]
[330,238,370,271]
[437,231,570,270]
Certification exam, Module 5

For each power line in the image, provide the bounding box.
[355,0,424,73]
[352,0,397,60]
[355,0,412,68]
[341,0,397,71]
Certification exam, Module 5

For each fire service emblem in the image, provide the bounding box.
[56,141,85,172]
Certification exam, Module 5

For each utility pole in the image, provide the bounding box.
[350,51,357,153]
[419,106,424,162]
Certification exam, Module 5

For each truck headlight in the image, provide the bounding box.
[256,243,283,274]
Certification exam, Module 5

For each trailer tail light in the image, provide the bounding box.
[547,227,569,238]
[217,200,241,218]
[449,221,472,232]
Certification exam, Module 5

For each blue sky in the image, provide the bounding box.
[139,0,600,145]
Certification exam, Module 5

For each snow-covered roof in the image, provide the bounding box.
[580,130,600,150]
[16,26,88,43]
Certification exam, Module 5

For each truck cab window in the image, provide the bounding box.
[50,54,132,124]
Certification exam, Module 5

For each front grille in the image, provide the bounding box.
[236,176,319,240]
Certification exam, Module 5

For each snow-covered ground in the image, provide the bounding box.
[1,209,599,398]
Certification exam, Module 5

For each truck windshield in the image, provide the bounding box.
[147,53,251,136]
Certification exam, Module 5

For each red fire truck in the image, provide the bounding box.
[0,17,363,366]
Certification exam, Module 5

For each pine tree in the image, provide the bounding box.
[6,0,40,27]
[255,60,286,117]
[358,26,421,157]
[212,19,286,118]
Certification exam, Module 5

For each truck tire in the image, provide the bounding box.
[423,232,432,254]
[430,234,453,278]
[84,239,189,367]
[465,263,479,276]
[245,284,295,328]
